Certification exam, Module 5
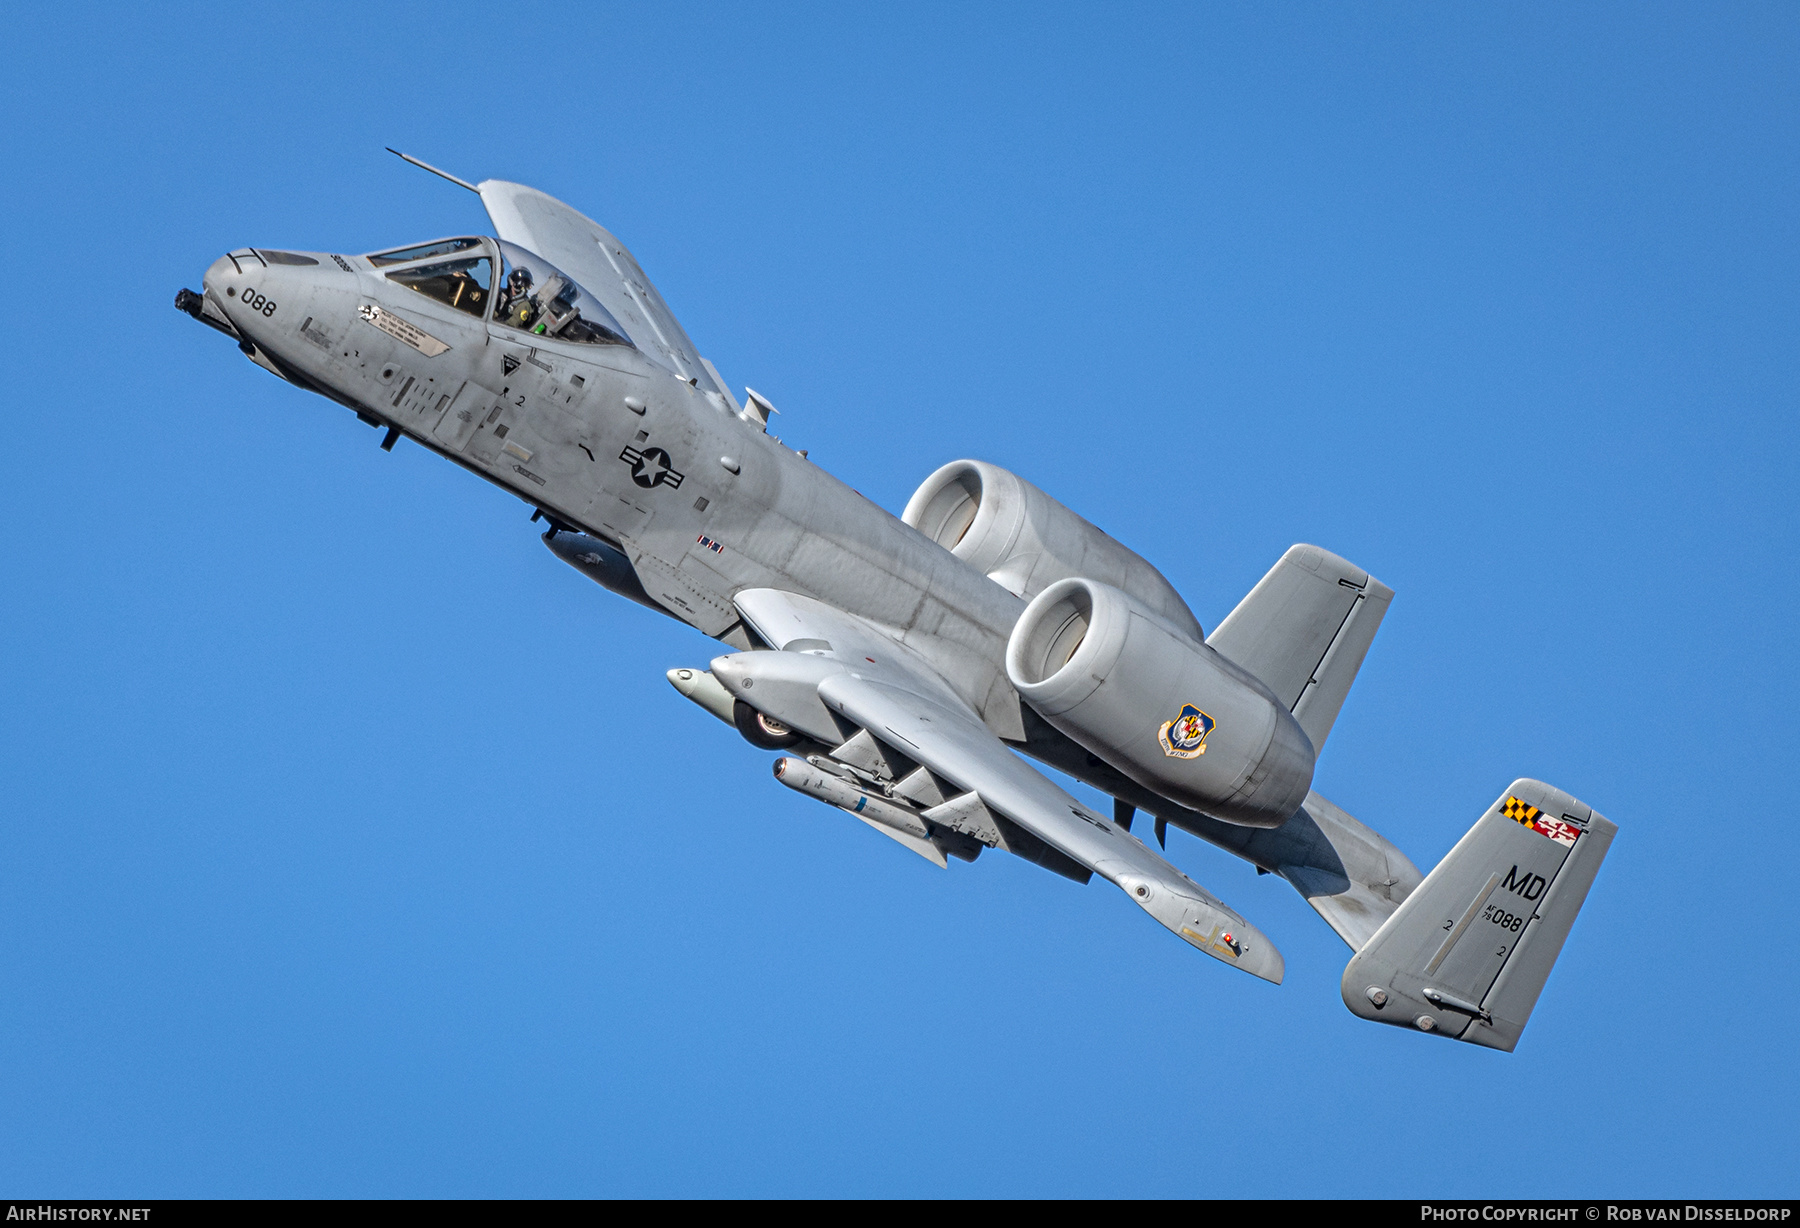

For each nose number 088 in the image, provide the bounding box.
[241,288,277,317]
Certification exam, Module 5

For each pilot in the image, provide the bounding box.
[498,267,536,328]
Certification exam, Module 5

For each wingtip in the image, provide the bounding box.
[1146,890,1285,984]
[1214,919,1285,984]
[1201,925,1284,984]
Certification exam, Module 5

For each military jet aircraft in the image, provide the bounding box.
[175,151,1615,1051]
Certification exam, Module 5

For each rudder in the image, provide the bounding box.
[1341,779,1617,1051]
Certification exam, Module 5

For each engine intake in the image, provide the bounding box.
[903,460,1202,641]
[1006,577,1315,828]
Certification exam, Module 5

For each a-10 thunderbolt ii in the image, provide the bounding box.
[176,151,1616,1051]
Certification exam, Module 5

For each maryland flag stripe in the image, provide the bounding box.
[1502,795,1581,847]
[1502,796,1540,823]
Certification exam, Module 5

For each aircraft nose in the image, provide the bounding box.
[200,248,324,350]
[179,252,263,341]
[199,253,236,298]
[188,249,320,384]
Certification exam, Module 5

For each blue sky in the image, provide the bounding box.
[1,1,1795,1197]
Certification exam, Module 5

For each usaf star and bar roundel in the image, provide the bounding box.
[620,444,684,489]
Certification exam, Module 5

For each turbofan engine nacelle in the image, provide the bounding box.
[903,460,1203,641]
[1006,578,1315,828]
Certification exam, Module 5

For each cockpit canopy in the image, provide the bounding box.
[367,237,486,268]
[365,236,634,348]
[374,239,493,317]
[492,240,632,346]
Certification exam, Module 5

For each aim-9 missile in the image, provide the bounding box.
[771,756,931,840]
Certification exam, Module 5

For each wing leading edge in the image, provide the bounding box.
[727,589,1284,984]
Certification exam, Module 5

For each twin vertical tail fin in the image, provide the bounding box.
[1206,544,1394,754]
[1342,780,1616,1051]
[1208,547,1612,1050]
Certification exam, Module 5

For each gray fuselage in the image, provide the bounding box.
[197,239,1329,871]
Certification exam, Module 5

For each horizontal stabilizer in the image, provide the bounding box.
[1340,779,1616,1052]
[1207,545,1393,752]
[1273,791,1424,951]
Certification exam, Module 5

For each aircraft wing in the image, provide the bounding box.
[732,589,1285,983]
[476,179,722,395]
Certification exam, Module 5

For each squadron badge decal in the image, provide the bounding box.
[1157,703,1215,759]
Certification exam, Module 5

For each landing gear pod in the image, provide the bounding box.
[734,700,802,749]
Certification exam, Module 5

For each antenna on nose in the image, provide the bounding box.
[385,148,480,194]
